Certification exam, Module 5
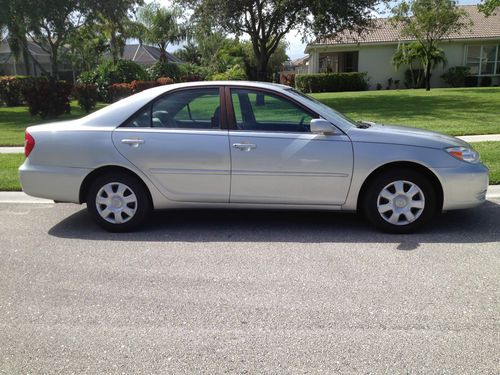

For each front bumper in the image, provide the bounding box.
[19,160,90,203]
[433,162,489,210]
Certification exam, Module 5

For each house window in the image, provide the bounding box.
[342,52,358,72]
[319,51,358,73]
[466,45,500,76]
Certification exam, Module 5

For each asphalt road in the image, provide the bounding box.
[0,201,499,374]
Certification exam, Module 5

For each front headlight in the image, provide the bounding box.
[446,146,480,164]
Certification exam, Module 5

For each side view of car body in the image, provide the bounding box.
[19,81,489,232]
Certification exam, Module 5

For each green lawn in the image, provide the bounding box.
[0,101,106,146]
[1,141,498,191]
[0,153,24,191]
[474,142,500,185]
[312,87,500,136]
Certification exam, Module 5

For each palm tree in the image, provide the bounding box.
[392,41,447,90]
[419,43,447,91]
[136,3,186,62]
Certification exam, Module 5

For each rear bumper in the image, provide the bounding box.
[19,160,90,203]
[433,162,489,210]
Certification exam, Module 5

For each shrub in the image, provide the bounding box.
[404,69,425,89]
[148,61,181,81]
[295,72,369,93]
[130,80,157,93]
[108,83,133,102]
[211,64,247,81]
[156,77,175,86]
[441,66,470,87]
[178,63,211,81]
[73,84,99,113]
[464,76,478,87]
[22,79,72,118]
[480,76,492,87]
[180,74,203,82]
[0,76,31,106]
[78,59,147,102]
[279,73,295,87]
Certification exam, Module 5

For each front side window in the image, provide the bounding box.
[121,88,221,129]
[231,89,314,132]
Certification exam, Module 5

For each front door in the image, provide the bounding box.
[227,88,353,205]
[112,86,231,203]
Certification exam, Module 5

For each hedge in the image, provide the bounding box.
[22,79,72,118]
[0,76,32,106]
[73,83,99,113]
[295,72,369,93]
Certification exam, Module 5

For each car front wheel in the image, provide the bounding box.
[363,169,437,233]
[86,173,151,232]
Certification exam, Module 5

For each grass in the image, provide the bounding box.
[1,141,498,191]
[312,87,500,136]
[474,142,500,185]
[0,101,106,146]
[0,154,24,191]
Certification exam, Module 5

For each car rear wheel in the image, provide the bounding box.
[362,169,437,233]
[86,173,151,232]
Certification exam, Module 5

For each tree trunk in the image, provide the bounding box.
[50,45,59,80]
[425,61,432,91]
[51,55,59,79]
[159,48,167,62]
[256,53,270,82]
[20,38,31,75]
[110,33,118,64]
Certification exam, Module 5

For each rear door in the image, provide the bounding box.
[227,87,353,205]
[112,86,231,203]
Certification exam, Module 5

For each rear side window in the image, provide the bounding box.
[121,88,221,129]
[122,107,151,128]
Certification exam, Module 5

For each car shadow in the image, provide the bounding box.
[48,200,500,248]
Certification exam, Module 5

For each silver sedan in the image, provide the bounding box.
[19,81,489,233]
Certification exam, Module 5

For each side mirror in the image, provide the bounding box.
[310,118,336,135]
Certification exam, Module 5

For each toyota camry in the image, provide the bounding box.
[19,81,489,233]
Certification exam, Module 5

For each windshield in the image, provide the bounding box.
[286,88,359,127]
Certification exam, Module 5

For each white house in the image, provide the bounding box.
[305,6,500,88]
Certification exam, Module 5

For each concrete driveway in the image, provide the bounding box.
[0,201,499,374]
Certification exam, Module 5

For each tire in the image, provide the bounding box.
[362,169,437,233]
[86,172,152,232]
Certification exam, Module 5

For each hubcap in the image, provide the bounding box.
[376,180,425,226]
[95,182,137,224]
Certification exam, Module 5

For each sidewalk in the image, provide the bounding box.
[0,147,23,153]
[458,134,500,142]
[1,186,499,204]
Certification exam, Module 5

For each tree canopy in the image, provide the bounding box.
[136,3,186,61]
[176,0,381,81]
[478,0,500,16]
[391,0,470,90]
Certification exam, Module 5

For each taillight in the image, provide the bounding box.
[25,131,35,157]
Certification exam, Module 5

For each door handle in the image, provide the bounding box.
[232,143,256,151]
[121,139,145,147]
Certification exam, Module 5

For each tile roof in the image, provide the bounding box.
[121,44,183,64]
[309,5,500,48]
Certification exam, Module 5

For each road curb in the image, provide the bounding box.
[0,188,499,204]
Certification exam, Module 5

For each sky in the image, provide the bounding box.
[156,0,481,60]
